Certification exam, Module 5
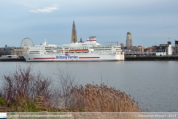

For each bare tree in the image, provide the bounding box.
[54,67,78,108]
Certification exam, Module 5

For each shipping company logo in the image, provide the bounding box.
[0,113,7,119]
[56,55,78,60]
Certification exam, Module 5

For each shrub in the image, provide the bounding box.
[68,83,142,112]
[0,65,53,111]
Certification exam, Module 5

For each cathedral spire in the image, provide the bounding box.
[71,21,77,43]
[73,21,75,28]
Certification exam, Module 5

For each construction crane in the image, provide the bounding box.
[104,42,119,46]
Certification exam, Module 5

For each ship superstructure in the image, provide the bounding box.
[23,38,124,62]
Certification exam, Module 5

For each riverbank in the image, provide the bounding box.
[0,58,25,61]
[0,56,178,62]
[125,56,178,61]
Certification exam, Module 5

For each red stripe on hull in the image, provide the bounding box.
[79,58,100,59]
[79,57,100,58]
[34,58,55,59]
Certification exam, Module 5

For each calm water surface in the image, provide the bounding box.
[0,61,177,112]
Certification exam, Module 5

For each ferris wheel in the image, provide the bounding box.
[20,37,34,47]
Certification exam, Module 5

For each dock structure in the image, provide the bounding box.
[124,51,156,57]
[126,56,178,61]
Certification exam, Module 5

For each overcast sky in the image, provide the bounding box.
[0,0,178,47]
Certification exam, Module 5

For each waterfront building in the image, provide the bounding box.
[138,46,144,52]
[123,45,144,52]
[126,32,132,48]
[172,46,175,55]
[71,21,77,43]
[144,47,152,52]
[175,40,178,55]
[151,45,157,52]
[120,43,124,48]
[155,41,172,56]
[129,46,137,51]
[0,45,25,56]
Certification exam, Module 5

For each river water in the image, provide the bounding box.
[0,61,177,112]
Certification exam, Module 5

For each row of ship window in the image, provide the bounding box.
[29,51,113,54]
[34,46,118,49]
[29,49,120,52]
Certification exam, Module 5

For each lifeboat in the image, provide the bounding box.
[82,49,89,52]
[75,50,82,52]
[69,50,75,52]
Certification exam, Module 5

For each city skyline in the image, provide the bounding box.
[0,0,178,47]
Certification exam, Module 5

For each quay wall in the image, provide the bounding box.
[125,56,178,61]
[0,58,25,62]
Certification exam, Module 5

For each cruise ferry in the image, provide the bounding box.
[23,38,124,62]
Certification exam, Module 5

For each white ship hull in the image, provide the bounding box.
[23,38,125,62]
[24,53,124,62]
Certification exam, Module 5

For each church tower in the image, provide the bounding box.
[71,21,77,43]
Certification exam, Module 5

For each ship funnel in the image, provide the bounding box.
[87,36,96,43]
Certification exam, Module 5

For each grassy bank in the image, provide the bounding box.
[0,66,142,112]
